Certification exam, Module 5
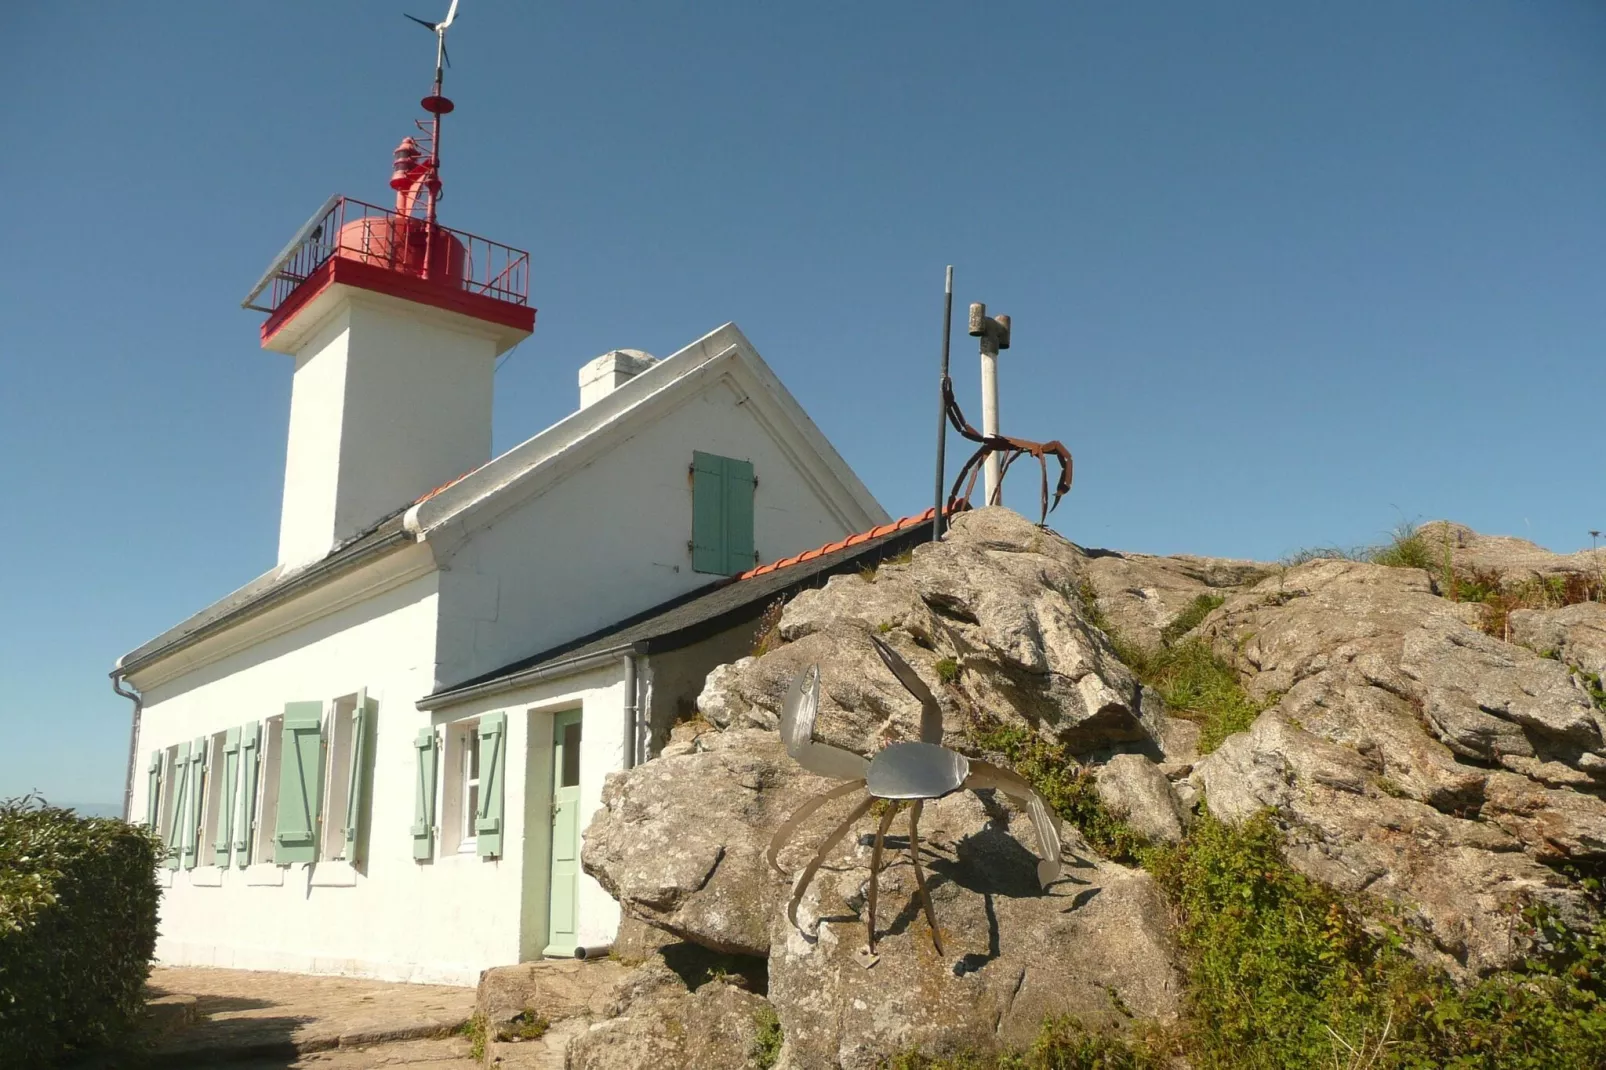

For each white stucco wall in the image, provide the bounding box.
[128,562,539,986]
[426,665,628,961]
[127,555,634,984]
[434,379,863,688]
[277,295,499,569]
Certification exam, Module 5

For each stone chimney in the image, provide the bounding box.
[579,349,658,408]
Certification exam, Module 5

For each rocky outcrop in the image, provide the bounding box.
[1189,555,1606,974]
[698,511,1198,760]
[571,508,1604,1064]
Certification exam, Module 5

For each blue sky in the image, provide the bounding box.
[4,2,1603,804]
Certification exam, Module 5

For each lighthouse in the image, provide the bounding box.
[241,13,534,569]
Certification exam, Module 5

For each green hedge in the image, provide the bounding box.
[0,795,163,1064]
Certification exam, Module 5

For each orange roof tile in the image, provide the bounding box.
[734,506,951,581]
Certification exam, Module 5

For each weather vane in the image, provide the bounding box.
[391,0,462,228]
[406,0,460,89]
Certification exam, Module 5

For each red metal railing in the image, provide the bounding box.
[243,197,530,315]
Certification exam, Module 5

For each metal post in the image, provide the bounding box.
[932,266,954,541]
[967,304,1012,505]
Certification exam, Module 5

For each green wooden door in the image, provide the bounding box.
[543,710,583,957]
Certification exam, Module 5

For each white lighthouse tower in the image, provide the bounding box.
[242,12,534,569]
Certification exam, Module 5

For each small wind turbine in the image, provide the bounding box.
[406,0,461,81]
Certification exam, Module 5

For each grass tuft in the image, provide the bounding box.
[1160,594,1225,646]
[934,657,961,683]
[751,598,786,656]
[1367,522,1437,570]
[1074,580,1263,754]
[461,1012,487,1062]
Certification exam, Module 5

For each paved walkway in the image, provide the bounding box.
[145,967,479,1068]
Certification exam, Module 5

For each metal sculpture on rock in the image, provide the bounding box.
[767,636,1064,964]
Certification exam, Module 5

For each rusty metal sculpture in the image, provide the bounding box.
[942,378,1073,525]
[767,636,1063,963]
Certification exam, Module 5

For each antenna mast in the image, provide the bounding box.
[399,0,462,238]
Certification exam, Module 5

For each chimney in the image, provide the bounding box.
[579,349,658,408]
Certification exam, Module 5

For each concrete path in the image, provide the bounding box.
[145,967,479,1068]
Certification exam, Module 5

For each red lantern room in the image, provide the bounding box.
[242,32,534,352]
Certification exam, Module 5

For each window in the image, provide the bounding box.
[437,713,507,859]
[442,720,480,854]
[691,451,756,575]
[253,715,284,865]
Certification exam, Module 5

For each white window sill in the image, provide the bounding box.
[157,869,175,888]
[189,866,224,887]
[309,861,359,887]
[245,864,286,886]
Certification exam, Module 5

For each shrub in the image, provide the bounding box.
[1152,810,1606,1070]
[752,1004,784,1069]
[0,795,163,1065]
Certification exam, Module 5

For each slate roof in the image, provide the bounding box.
[115,509,415,677]
[417,508,946,709]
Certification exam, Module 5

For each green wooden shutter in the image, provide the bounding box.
[164,742,190,870]
[236,721,260,867]
[691,452,726,574]
[342,695,375,863]
[145,751,162,830]
[692,452,757,575]
[273,703,325,864]
[412,727,439,861]
[214,728,240,867]
[722,456,756,573]
[183,738,205,869]
[475,712,507,859]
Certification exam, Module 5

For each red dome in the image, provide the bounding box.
[336,215,466,285]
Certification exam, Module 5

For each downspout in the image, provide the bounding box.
[113,671,143,822]
[622,654,639,769]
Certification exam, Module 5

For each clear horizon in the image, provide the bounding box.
[5,2,1602,804]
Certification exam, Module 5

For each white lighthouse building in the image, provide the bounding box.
[112,17,912,984]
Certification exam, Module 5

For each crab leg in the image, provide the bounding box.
[964,759,1063,888]
[907,801,944,955]
[767,779,868,874]
[866,802,900,952]
[787,795,877,932]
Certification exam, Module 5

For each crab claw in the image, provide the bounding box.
[779,665,870,781]
[964,759,1063,889]
[867,635,944,745]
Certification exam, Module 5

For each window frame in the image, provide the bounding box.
[197,732,227,870]
[449,720,481,854]
[320,694,360,861]
[252,714,284,865]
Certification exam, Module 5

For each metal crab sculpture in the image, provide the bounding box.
[767,635,1064,961]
